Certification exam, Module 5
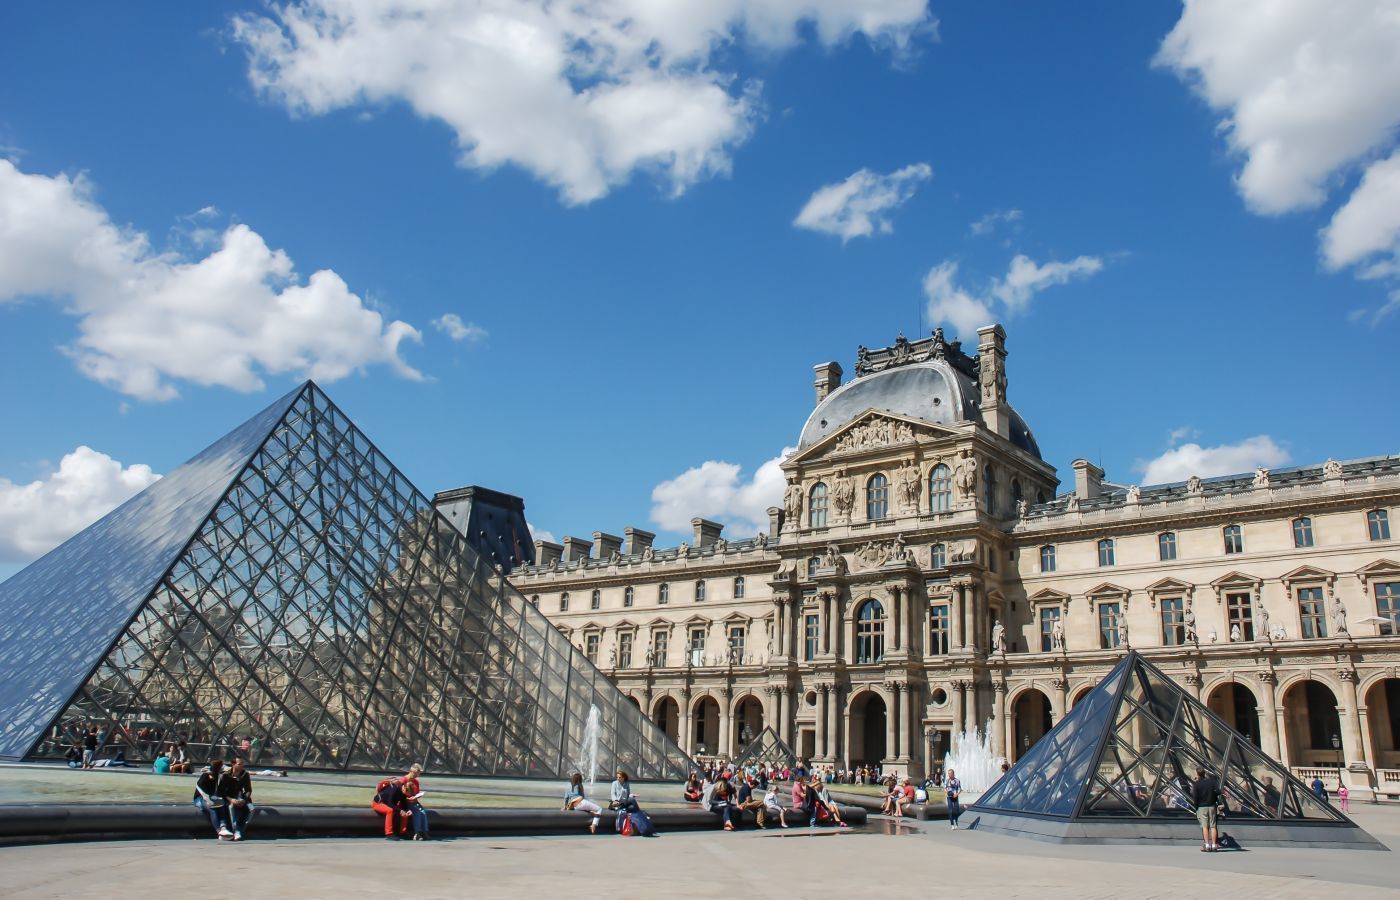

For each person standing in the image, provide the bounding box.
[564,772,604,834]
[946,769,963,830]
[1192,766,1222,852]
[1337,784,1350,813]
[82,727,97,769]
[219,757,254,841]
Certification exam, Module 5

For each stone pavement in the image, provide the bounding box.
[3,805,1397,899]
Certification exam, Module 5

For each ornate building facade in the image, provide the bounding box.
[509,326,1400,799]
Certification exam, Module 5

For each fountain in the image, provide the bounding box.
[573,704,602,785]
[943,718,1005,800]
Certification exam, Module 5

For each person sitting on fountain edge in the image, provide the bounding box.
[564,772,604,834]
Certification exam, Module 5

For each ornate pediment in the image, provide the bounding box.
[790,409,957,464]
[1357,558,1400,586]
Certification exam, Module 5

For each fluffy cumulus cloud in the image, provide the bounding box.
[793,163,932,241]
[650,447,794,537]
[0,159,423,401]
[0,447,161,564]
[232,1,936,205]
[432,313,488,343]
[1136,435,1290,486]
[1157,0,1400,315]
[924,253,1103,336]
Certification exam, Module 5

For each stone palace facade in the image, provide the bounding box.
[508,326,1400,799]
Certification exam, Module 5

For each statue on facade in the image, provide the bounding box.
[1016,499,1029,519]
[1333,596,1349,635]
[892,332,912,364]
[1323,458,1343,480]
[645,646,655,667]
[822,543,845,573]
[677,542,689,558]
[1253,467,1271,489]
[1184,605,1197,643]
[1230,623,1242,643]
[641,545,654,561]
[891,533,909,564]
[1126,485,1141,505]
[991,620,1005,655]
[832,469,855,519]
[855,345,872,376]
[1257,602,1270,641]
[897,462,921,512]
[1051,618,1065,652]
[1186,475,1203,495]
[784,479,803,524]
[755,531,768,548]
[1063,493,1079,511]
[1116,614,1129,649]
[608,647,617,668]
[954,451,979,503]
[714,537,727,553]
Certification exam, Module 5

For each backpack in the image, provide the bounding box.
[628,809,656,837]
[374,777,398,805]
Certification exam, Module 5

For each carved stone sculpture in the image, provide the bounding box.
[783,479,803,524]
[897,462,921,512]
[645,647,655,667]
[991,620,1005,655]
[1230,624,1242,643]
[1116,614,1129,649]
[1258,602,1270,641]
[1333,596,1349,635]
[1016,499,1029,519]
[1323,458,1343,480]
[755,532,768,548]
[832,469,855,520]
[954,451,979,506]
[1126,485,1141,505]
[1051,618,1065,652]
[1186,475,1203,494]
[1253,467,1271,489]
[1184,605,1197,643]
[822,543,846,573]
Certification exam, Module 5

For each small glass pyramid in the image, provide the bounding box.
[731,726,797,770]
[0,382,691,780]
[971,652,1379,847]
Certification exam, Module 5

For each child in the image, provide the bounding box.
[1337,783,1350,813]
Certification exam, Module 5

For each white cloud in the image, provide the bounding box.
[793,163,932,241]
[0,159,423,401]
[969,208,1022,237]
[650,447,793,537]
[924,253,1103,336]
[232,1,936,205]
[1321,149,1400,274]
[0,447,161,564]
[527,522,557,546]
[432,313,488,343]
[1167,425,1199,447]
[1137,435,1290,486]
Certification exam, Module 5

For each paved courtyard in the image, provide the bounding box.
[3,805,1397,899]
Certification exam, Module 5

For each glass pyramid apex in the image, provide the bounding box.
[0,382,691,779]
[732,726,797,770]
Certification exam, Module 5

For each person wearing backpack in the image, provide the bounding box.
[372,775,412,839]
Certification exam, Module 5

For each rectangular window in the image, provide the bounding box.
[585,633,600,663]
[728,626,746,662]
[1226,592,1254,641]
[560,594,569,612]
[1369,509,1391,541]
[1039,606,1060,653]
[1158,532,1177,561]
[1040,545,1056,573]
[623,587,634,608]
[1293,518,1314,548]
[695,580,706,602]
[688,628,706,665]
[928,605,950,655]
[804,614,820,661]
[1298,586,1327,639]
[1098,602,1120,649]
[1223,525,1243,555]
[1160,597,1186,646]
[618,632,633,668]
[652,630,669,665]
[1374,582,1399,636]
[1098,539,1115,567]
[733,576,745,599]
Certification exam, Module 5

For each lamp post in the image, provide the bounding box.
[1331,733,1342,777]
[928,729,943,783]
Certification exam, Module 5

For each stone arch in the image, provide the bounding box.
[1280,678,1343,768]
[652,695,680,744]
[845,687,889,769]
[1007,682,1052,710]
[732,694,765,755]
[691,695,722,757]
[1070,683,1096,708]
[1364,677,1400,770]
[1206,679,1261,747]
[1011,687,1053,762]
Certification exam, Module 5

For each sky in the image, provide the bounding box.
[3,1,1400,581]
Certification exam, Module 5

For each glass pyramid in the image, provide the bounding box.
[0,382,691,779]
[975,652,1350,828]
[731,726,797,770]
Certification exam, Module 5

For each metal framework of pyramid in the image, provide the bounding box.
[0,382,691,780]
[969,652,1382,849]
[731,726,796,770]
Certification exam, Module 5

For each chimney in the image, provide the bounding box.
[813,361,843,404]
[767,507,782,542]
[592,531,623,559]
[976,324,1009,439]
[562,536,592,563]
[691,517,724,548]
[1072,459,1104,501]
[625,527,655,556]
[535,540,563,567]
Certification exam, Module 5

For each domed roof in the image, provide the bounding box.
[797,359,1042,459]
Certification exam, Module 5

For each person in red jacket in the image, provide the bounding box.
[371,775,412,839]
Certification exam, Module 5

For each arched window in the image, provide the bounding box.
[929,464,953,513]
[695,580,706,602]
[623,586,634,608]
[1011,479,1023,509]
[590,589,601,610]
[733,576,745,599]
[1292,517,1314,548]
[1040,545,1056,573]
[1369,509,1391,541]
[658,583,669,605]
[930,542,947,569]
[983,467,997,515]
[1223,524,1243,555]
[560,592,570,612]
[1097,538,1115,567]
[807,557,821,579]
[855,599,886,664]
[867,473,889,521]
[1158,532,1177,561]
[808,483,829,528]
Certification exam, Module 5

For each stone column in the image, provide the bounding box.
[827,681,841,763]
[886,585,902,652]
[903,684,919,764]
[991,680,1007,758]
[1257,671,1281,760]
[680,690,694,757]
[718,688,733,759]
[885,683,900,765]
[820,591,834,656]
[1185,672,1203,702]
[950,680,966,751]
[774,597,788,659]
[1337,668,1367,769]
[815,683,829,759]
[780,686,793,746]
[953,581,967,650]
[1052,677,1068,724]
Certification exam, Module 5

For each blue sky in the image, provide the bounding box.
[3,1,1400,579]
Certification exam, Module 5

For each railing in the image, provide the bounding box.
[1291,766,1344,788]
[1380,769,1400,786]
